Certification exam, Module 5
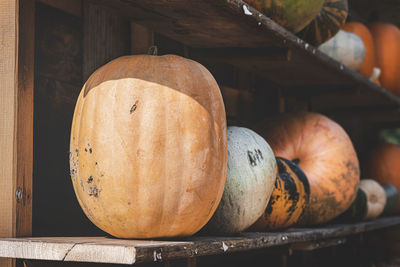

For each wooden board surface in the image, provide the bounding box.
[0,216,399,265]
[0,2,18,267]
[0,0,35,266]
[91,0,400,109]
[82,1,130,81]
[16,0,35,239]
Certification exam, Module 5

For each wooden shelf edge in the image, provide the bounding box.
[226,0,400,106]
[97,0,400,108]
[0,216,399,265]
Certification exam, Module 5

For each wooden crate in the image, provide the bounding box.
[1,0,400,266]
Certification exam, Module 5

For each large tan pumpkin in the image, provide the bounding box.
[70,55,228,238]
[256,112,360,225]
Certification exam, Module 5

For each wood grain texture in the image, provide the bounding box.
[92,0,400,107]
[33,3,105,237]
[131,23,154,55]
[38,0,82,17]
[82,1,130,81]
[0,216,399,264]
[16,0,35,238]
[0,0,18,265]
[0,0,34,265]
[0,0,18,241]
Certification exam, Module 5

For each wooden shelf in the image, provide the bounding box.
[1,216,399,265]
[96,0,400,112]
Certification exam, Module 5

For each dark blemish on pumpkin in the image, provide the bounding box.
[75,149,79,156]
[95,162,98,165]
[88,185,101,197]
[87,176,93,183]
[70,168,77,177]
[89,148,92,154]
[265,199,274,216]
[248,151,256,166]
[130,101,138,114]
[85,148,88,152]
[100,173,104,177]
[248,149,263,167]
[256,149,263,160]
[128,202,131,205]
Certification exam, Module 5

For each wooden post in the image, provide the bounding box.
[131,23,154,55]
[83,1,130,81]
[186,257,197,267]
[0,0,34,266]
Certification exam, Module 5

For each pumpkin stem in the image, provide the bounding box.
[148,46,158,56]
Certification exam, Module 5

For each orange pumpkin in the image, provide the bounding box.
[70,55,228,238]
[256,112,360,225]
[342,22,376,78]
[365,143,400,213]
[251,157,309,230]
[368,23,400,95]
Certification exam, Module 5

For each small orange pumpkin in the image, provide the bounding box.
[368,23,400,95]
[365,142,400,213]
[251,157,309,230]
[342,22,376,78]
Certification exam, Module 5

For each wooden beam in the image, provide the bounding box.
[0,0,18,242]
[37,0,81,17]
[83,1,130,81]
[130,23,154,55]
[0,217,399,264]
[190,47,291,64]
[16,0,34,238]
[291,238,347,251]
[1,0,34,266]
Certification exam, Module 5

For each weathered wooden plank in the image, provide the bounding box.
[63,244,136,264]
[35,3,82,85]
[0,217,399,265]
[189,47,291,63]
[38,0,82,17]
[82,1,130,81]
[131,23,154,55]
[16,0,35,238]
[290,238,347,251]
[0,0,35,265]
[0,240,75,261]
[0,2,18,267]
[33,3,103,238]
[92,0,400,107]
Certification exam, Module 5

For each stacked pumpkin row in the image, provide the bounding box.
[69,54,399,239]
[242,0,400,96]
[206,112,360,235]
[318,22,400,96]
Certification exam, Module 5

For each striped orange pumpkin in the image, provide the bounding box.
[251,157,309,230]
